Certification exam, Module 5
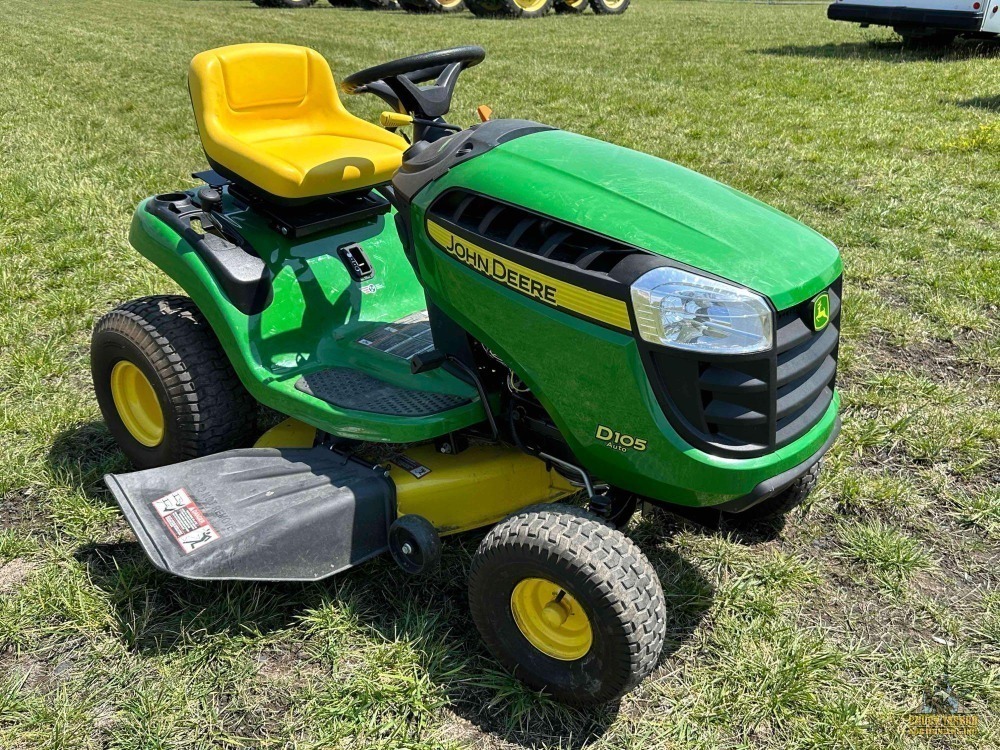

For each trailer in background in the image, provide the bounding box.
[828,0,1000,45]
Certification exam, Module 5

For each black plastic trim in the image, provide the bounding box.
[393,120,555,205]
[636,277,842,459]
[827,3,984,31]
[426,189,651,302]
[715,417,841,514]
[147,194,273,315]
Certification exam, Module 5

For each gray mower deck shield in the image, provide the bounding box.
[104,447,394,581]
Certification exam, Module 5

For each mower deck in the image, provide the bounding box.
[105,447,394,581]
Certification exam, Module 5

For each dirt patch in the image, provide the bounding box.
[0,558,38,594]
[0,651,51,691]
[846,332,998,387]
[438,710,522,750]
[255,646,324,685]
[0,487,46,532]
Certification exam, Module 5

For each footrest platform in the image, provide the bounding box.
[295,367,471,417]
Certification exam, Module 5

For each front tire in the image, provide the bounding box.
[91,296,256,469]
[469,504,666,705]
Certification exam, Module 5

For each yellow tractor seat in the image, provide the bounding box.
[189,43,409,202]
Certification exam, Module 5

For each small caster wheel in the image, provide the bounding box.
[388,515,441,575]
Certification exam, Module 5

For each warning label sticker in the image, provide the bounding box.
[151,489,221,554]
[356,311,435,360]
[391,454,432,479]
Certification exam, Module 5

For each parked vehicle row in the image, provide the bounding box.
[252,0,629,17]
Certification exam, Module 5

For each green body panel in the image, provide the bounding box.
[411,221,839,505]
[427,130,842,310]
[409,130,842,506]
[128,194,484,442]
[128,126,841,507]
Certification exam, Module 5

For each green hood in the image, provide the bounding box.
[434,129,841,311]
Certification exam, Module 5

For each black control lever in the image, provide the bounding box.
[410,350,499,442]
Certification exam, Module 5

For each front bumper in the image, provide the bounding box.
[714,417,841,514]
[827,3,984,32]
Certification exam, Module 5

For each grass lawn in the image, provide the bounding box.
[1,0,999,747]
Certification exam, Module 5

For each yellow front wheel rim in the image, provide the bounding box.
[110,361,165,447]
[602,0,625,7]
[514,0,548,11]
[438,0,463,7]
[511,577,593,661]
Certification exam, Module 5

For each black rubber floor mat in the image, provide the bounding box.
[295,367,470,416]
[105,447,393,581]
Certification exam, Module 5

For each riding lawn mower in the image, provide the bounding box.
[91,43,842,705]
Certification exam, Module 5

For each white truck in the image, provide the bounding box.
[828,0,1000,45]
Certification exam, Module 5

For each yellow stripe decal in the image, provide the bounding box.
[426,221,632,331]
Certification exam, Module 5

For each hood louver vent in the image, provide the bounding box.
[428,190,641,275]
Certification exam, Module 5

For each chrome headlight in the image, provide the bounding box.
[630,267,773,354]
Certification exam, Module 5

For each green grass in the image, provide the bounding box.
[1,0,999,747]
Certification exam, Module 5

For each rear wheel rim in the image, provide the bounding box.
[110,360,164,447]
[438,0,463,7]
[510,577,593,660]
[601,0,625,7]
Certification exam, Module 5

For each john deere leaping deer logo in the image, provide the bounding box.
[813,291,831,331]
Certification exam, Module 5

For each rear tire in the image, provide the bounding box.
[469,504,666,705]
[589,0,628,13]
[465,0,552,17]
[554,0,588,12]
[91,296,256,470]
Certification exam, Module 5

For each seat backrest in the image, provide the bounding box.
[189,43,348,149]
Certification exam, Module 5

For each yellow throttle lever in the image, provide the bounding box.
[380,111,414,129]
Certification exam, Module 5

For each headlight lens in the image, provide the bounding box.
[630,267,773,354]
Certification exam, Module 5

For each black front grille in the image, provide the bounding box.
[428,189,642,275]
[643,278,841,457]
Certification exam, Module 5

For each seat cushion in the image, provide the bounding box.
[190,43,408,201]
[245,133,405,198]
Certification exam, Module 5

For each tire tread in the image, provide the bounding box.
[93,295,255,464]
[469,504,665,704]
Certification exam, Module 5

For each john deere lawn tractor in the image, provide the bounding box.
[91,43,841,704]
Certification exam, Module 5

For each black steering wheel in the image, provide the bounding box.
[341,46,485,120]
